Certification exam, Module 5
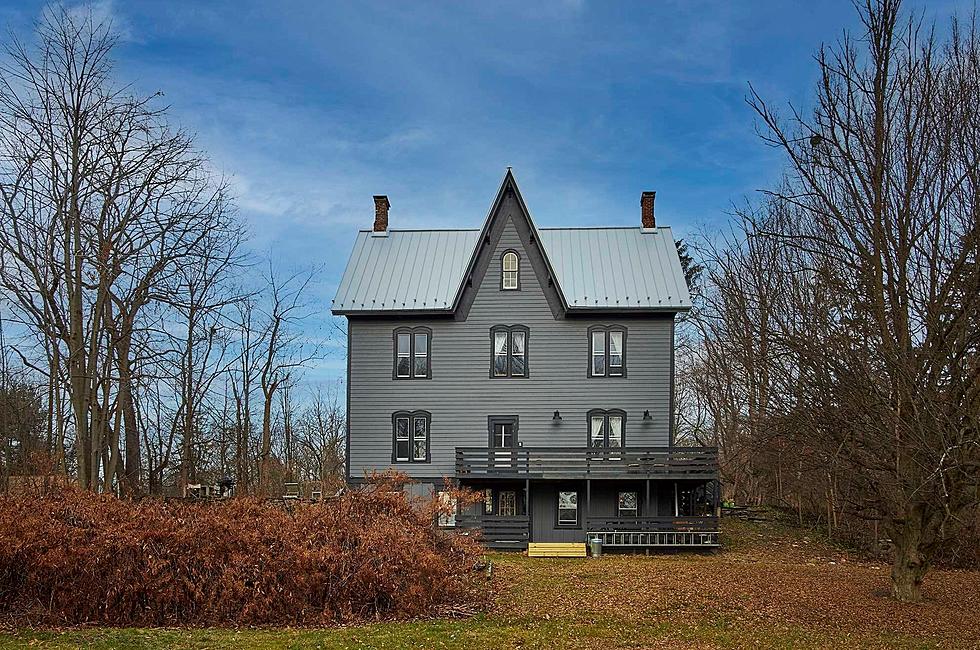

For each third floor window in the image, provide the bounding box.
[490,325,529,378]
[393,327,431,379]
[589,326,626,377]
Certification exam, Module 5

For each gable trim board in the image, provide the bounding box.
[331,170,691,318]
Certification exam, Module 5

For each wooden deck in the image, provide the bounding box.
[456,446,719,480]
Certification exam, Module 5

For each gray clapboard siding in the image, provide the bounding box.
[348,207,674,480]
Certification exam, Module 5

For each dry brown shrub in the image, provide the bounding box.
[0,472,486,626]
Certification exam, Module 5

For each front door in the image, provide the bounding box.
[488,416,518,470]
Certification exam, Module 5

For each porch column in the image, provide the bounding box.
[586,479,591,529]
[645,479,650,515]
[525,478,531,542]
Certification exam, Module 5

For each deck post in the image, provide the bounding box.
[525,478,531,542]
[586,478,591,529]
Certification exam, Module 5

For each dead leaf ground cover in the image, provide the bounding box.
[2,516,978,649]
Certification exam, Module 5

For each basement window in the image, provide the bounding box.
[618,491,638,517]
[499,490,517,517]
[437,491,457,527]
[557,490,579,527]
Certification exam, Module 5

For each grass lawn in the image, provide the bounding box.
[3,516,978,649]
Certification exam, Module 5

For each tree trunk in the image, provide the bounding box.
[890,514,930,603]
[113,322,142,497]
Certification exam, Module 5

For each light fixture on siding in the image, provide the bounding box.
[552,410,562,421]
[643,410,652,421]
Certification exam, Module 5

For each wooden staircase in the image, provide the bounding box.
[527,542,587,558]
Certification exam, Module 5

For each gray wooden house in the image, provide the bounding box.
[332,170,719,554]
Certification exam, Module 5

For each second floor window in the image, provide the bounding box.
[490,325,529,378]
[589,409,626,448]
[589,326,626,377]
[392,410,430,462]
[394,327,431,379]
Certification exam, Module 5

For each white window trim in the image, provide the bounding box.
[502,251,519,290]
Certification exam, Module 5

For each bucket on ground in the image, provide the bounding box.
[589,536,602,557]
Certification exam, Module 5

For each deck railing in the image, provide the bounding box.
[455,446,718,480]
[585,515,718,532]
[456,514,530,549]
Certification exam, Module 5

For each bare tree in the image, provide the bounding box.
[716,0,980,601]
[294,383,346,492]
[254,264,319,494]
[0,7,235,493]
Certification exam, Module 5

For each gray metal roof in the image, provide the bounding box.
[538,227,691,310]
[332,229,480,312]
[332,225,691,314]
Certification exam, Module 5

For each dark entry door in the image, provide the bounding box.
[488,416,518,470]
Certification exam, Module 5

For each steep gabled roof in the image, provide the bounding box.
[539,227,690,310]
[331,170,691,316]
[331,229,479,313]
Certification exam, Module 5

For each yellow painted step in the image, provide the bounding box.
[527,542,587,558]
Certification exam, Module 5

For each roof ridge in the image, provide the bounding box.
[355,226,675,233]
[356,228,481,233]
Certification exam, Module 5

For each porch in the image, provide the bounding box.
[454,473,720,551]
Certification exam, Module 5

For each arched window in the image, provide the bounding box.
[501,251,519,290]
[392,410,431,463]
[393,327,432,379]
[588,325,627,377]
[490,325,529,378]
[587,409,627,448]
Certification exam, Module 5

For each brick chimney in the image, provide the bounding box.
[641,191,656,229]
[373,195,390,232]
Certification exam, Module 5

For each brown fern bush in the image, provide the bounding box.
[0,473,486,626]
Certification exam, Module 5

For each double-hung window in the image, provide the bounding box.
[393,327,431,379]
[588,409,626,448]
[490,325,529,378]
[437,491,457,527]
[618,491,639,517]
[588,326,626,377]
[483,488,525,516]
[557,490,579,527]
[392,410,430,462]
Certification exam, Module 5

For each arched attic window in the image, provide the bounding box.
[501,251,519,290]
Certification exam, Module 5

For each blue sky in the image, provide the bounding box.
[0,0,969,385]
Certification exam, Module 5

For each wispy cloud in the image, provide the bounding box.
[6,0,970,386]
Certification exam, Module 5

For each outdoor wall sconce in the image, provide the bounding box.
[643,410,652,421]
[553,410,562,421]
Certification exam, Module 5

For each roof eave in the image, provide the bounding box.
[332,308,456,317]
[564,305,692,314]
